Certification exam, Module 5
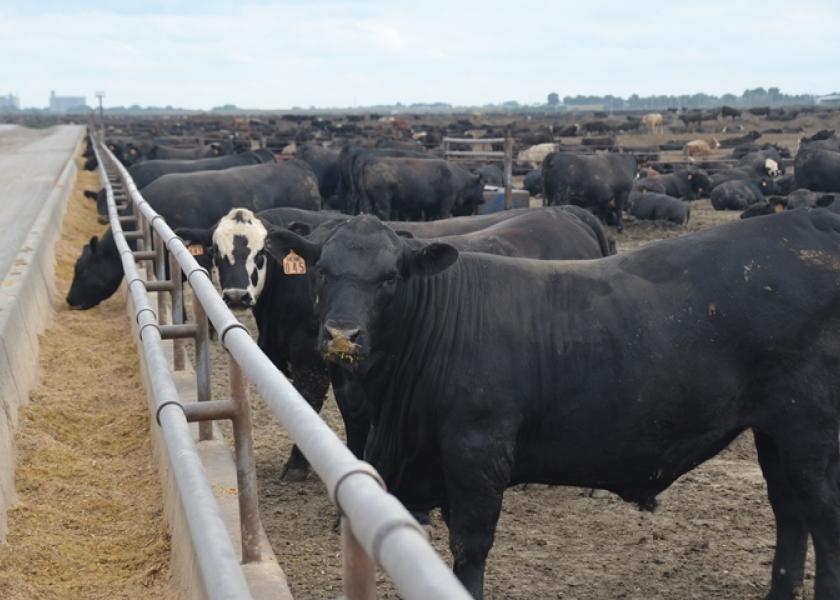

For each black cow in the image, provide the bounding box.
[710,180,765,210]
[105,141,224,167]
[522,169,543,197]
[332,145,429,214]
[737,149,785,178]
[295,143,341,200]
[267,210,840,600]
[542,152,637,231]
[679,111,704,130]
[128,149,275,191]
[718,131,761,148]
[628,192,690,224]
[721,105,741,119]
[710,168,777,196]
[632,169,710,201]
[795,144,840,192]
[92,150,278,224]
[66,160,321,310]
[358,158,484,220]
[179,206,613,480]
[475,164,504,187]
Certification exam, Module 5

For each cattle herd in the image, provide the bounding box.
[66,105,840,599]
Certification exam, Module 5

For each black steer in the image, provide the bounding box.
[266,210,840,600]
[710,180,765,211]
[632,169,710,201]
[628,192,690,224]
[541,152,637,231]
[180,206,613,481]
[522,169,543,197]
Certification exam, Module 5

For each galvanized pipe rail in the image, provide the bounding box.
[91,135,254,600]
[94,134,471,600]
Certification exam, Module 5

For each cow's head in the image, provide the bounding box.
[452,172,485,216]
[740,197,787,219]
[757,177,779,196]
[66,233,123,310]
[764,158,782,178]
[265,215,458,368]
[96,189,109,224]
[686,169,711,196]
[179,209,269,309]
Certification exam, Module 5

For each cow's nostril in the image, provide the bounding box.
[325,324,360,342]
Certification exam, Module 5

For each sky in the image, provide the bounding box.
[1,0,838,110]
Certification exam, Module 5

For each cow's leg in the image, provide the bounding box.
[332,379,368,460]
[775,427,840,600]
[753,430,808,599]
[441,439,512,599]
[280,364,330,482]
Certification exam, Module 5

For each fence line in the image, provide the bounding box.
[91,134,254,600]
[93,132,471,600]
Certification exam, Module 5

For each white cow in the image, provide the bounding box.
[518,143,559,169]
[683,138,721,158]
[642,113,664,135]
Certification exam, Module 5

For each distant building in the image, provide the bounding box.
[49,90,88,112]
[0,93,20,110]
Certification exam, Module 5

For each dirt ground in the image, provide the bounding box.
[0,161,173,599]
[192,119,837,600]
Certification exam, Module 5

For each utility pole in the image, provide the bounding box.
[95,91,105,132]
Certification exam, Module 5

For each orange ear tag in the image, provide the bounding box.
[283,250,307,275]
[188,244,204,256]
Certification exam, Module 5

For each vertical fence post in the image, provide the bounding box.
[229,358,262,564]
[342,517,377,600]
[154,234,169,325]
[192,298,213,441]
[170,250,185,371]
[503,128,513,210]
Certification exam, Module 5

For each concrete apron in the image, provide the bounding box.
[127,286,293,600]
[0,131,83,540]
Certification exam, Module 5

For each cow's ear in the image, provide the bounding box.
[817,195,835,208]
[404,242,458,278]
[89,236,99,253]
[175,227,214,247]
[287,222,312,236]
[265,226,321,264]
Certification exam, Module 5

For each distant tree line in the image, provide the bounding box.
[562,88,816,110]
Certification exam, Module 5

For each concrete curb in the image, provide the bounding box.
[127,290,293,599]
[0,129,84,540]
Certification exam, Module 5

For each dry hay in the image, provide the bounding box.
[0,158,173,599]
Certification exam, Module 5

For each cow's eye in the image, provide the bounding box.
[254,251,265,269]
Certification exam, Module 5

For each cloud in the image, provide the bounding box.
[0,0,838,108]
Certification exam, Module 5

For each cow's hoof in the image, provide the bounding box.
[280,465,310,482]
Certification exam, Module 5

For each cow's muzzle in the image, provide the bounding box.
[322,323,362,364]
[222,288,253,309]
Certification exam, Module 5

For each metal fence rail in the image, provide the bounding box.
[93,132,471,600]
[91,134,254,600]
